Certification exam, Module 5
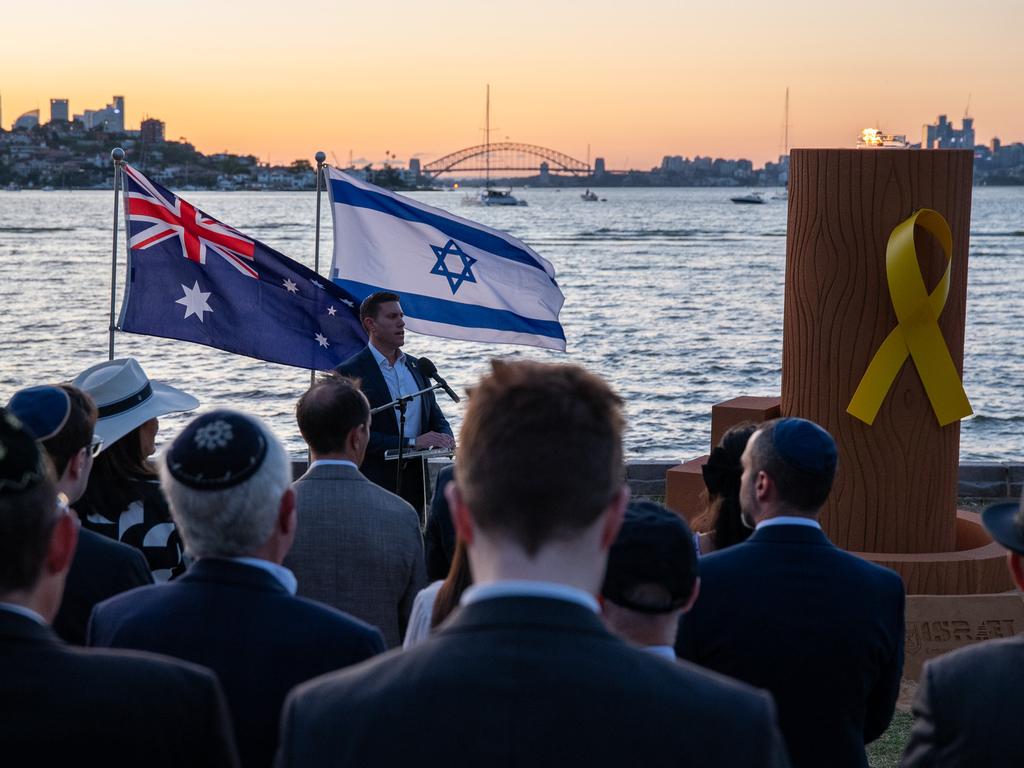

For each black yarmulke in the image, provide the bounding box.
[166,410,268,491]
[602,499,698,614]
[0,408,48,494]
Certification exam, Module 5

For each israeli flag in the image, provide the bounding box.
[325,167,566,351]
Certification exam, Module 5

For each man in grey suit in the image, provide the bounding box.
[901,493,1024,767]
[286,372,426,647]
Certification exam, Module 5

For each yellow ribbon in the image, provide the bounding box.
[847,209,972,427]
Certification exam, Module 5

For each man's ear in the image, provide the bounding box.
[1008,552,1024,593]
[447,481,473,546]
[65,448,86,485]
[279,487,297,537]
[46,512,78,577]
[755,470,772,503]
[681,577,701,614]
[600,485,630,550]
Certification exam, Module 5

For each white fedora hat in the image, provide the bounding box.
[72,358,199,452]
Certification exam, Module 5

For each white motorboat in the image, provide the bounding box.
[581,189,599,201]
[730,192,765,205]
[480,188,527,206]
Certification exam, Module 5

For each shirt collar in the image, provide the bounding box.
[0,601,47,626]
[645,645,678,661]
[368,342,404,369]
[461,580,600,614]
[756,516,822,531]
[227,557,298,595]
[308,459,359,471]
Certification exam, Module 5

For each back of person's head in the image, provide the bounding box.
[295,373,369,456]
[748,417,838,514]
[160,410,290,559]
[700,422,757,550]
[0,409,60,596]
[456,359,625,555]
[6,385,97,480]
[359,291,400,323]
[603,499,699,614]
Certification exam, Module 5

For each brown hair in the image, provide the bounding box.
[0,464,58,594]
[41,385,97,478]
[456,359,625,555]
[296,373,370,455]
[431,538,472,629]
[359,291,400,323]
[697,422,757,551]
[81,424,156,516]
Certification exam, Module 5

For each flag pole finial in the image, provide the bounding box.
[315,151,326,164]
[111,147,125,163]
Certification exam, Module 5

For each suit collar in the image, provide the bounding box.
[747,523,833,546]
[0,607,59,646]
[180,557,292,595]
[441,595,613,639]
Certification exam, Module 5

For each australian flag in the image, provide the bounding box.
[117,164,367,370]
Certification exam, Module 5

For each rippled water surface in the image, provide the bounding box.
[1,187,1021,462]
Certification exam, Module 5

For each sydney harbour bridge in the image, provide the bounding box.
[420,142,595,180]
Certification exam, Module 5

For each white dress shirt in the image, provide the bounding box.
[368,343,422,445]
[308,459,359,472]
[227,557,298,595]
[461,580,600,613]
[755,516,823,531]
[0,601,46,625]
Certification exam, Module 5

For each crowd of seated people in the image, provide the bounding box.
[2,354,1022,767]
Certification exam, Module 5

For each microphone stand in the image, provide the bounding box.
[371,382,447,494]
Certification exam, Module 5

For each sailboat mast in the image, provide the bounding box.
[784,87,789,156]
[485,84,490,189]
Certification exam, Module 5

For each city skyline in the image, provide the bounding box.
[4,0,1022,168]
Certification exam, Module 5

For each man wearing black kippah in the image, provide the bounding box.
[88,410,385,768]
[601,499,701,659]
[677,417,905,768]
[0,408,239,767]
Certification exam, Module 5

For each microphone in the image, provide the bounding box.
[417,357,461,403]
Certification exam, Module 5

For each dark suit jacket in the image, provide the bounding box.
[54,527,153,645]
[423,463,456,581]
[287,461,427,648]
[88,558,385,768]
[278,595,790,767]
[335,346,452,496]
[677,523,905,768]
[901,635,1024,767]
[0,607,238,767]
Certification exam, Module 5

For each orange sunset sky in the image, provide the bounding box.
[3,0,1022,169]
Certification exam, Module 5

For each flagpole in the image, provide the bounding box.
[311,151,326,392]
[108,147,125,361]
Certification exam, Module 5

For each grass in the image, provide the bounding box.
[867,711,913,768]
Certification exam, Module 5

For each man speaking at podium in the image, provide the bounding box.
[335,291,454,512]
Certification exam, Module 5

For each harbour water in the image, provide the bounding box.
[1,186,1021,462]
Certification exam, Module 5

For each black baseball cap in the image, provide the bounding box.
[602,499,699,614]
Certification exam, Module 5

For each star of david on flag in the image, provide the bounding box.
[117,164,367,369]
[326,167,566,351]
[430,239,477,294]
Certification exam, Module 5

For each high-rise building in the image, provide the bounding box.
[594,157,606,177]
[140,117,165,143]
[50,99,69,123]
[922,114,975,149]
[75,95,125,132]
[409,157,421,177]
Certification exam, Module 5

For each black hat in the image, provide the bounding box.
[602,499,699,614]
[166,410,268,491]
[0,408,48,494]
[981,499,1024,556]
